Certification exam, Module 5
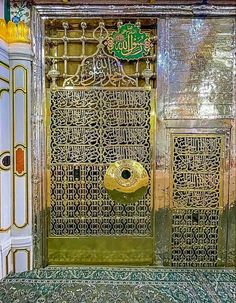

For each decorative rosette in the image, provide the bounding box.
[104,160,149,204]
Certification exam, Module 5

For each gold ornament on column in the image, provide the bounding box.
[0,19,30,44]
[0,19,7,40]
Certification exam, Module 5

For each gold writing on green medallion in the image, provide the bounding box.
[104,160,149,204]
[107,23,152,61]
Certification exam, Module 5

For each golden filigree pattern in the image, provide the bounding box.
[45,20,156,89]
[49,89,151,236]
[171,135,223,267]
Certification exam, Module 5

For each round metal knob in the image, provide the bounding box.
[104,160,149,204]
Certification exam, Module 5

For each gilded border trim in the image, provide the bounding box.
[12,249,31,273]
[0,60,10,69]
[0,74,11,231]
[12,65,29,228]
[5,250,11,275]
[0,88,9,98]
[0,76,10,84]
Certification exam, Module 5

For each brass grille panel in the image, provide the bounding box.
[45,19,157,89]
[171,135,223,267]
[48,89,152,236]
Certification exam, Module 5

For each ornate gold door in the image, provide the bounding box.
[45,20,156,265]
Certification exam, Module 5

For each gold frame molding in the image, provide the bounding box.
[12,65,29,228]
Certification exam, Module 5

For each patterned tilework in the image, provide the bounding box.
[10,0,30,24]
[0,267,235,302]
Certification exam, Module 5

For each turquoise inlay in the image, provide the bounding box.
[4,0,10,22]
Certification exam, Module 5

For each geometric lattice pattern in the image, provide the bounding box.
[49,89,151,236]
[171,135,223,267]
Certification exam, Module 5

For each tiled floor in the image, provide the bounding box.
[0,267,235,302]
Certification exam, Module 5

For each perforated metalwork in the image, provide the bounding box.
[49,89,151,236]
[45,20,156,89]
[171,135,223,267]
[63,22,136,88]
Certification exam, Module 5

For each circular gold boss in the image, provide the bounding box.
[104,160,149,204]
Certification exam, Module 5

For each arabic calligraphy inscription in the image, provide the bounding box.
[107,23,152,61]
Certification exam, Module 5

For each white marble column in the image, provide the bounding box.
[0,39,11,279]
[9,42,33,275]
[0,39,33,279]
